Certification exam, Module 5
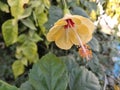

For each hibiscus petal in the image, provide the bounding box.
[55,28,73,50]
[69,28,79,45]
[71,17,81,25]
[73,15,95,33]
[76,24,92,44]
[46,26,63,41]
[80,34,92,44]
[54,18,67,26]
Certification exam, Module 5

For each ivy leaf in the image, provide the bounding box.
[69,66,101,90]
[0,1,9,13]
[37,12,48,26]
[17,34,27,43]
[29,53,68,90]
[0,80,18,90]
[12,60,25,78]
[21,57,28,66]
[8,0,29,19]
[21,18,37,30]
[18,7,32,20]
[29,31,43,42]
[2,19,18,46]
[22,41,38,63]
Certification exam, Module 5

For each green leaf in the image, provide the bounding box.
[0,80,18,90]
[69,66,101,90]
[12,60,25,78]
[2,19,18,46]
[21,18,37,30]
[0,1,9,13]
[20,81,35,90]
[29,53,68,90]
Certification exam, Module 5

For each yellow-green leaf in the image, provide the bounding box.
[0,1,9,13]
[21,58,28,66]
[22,41,38,63]
[2,19,18,46]
[7,0,29,19]
[37,12,48,26]
[12,60,25,78]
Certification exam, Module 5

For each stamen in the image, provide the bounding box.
[64,19,74,29]
[66,19,90,60]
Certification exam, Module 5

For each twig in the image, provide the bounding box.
[103,75,108,90]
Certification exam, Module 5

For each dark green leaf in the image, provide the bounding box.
[60,55,79,73]
[71,6,89,18]
[20,81,35,90]
[89,37,100,52]
[45,6,63,30]
[29,53,68,90]
[84,2,97,12]
[87,53,104,77]
[69,66,101,90]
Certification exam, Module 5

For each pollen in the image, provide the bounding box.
[64,19,74,29]
[78,44,92,60]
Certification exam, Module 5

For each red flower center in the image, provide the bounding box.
[64,19,74,29]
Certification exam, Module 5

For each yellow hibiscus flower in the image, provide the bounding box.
[47,14,95,50]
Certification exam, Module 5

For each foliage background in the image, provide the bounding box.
[0,0,120,90]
